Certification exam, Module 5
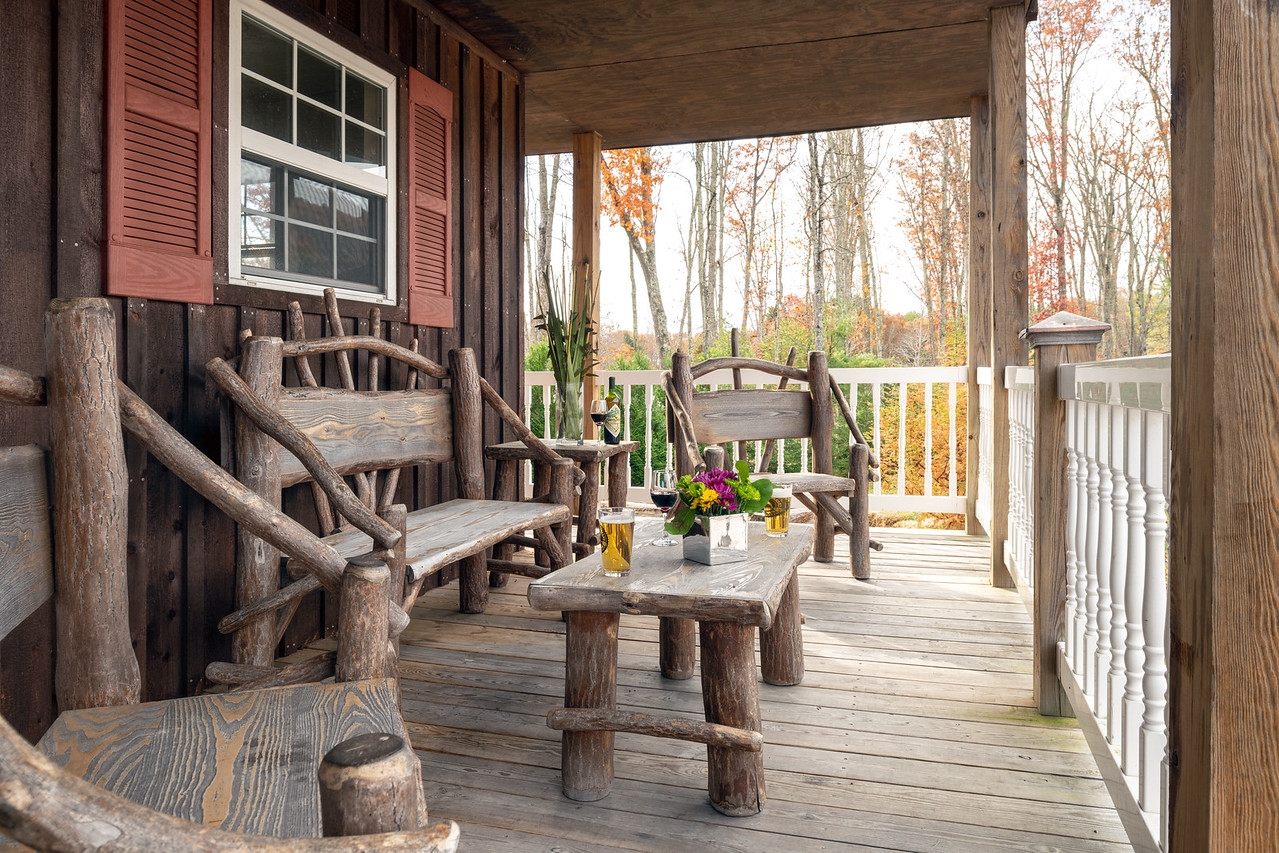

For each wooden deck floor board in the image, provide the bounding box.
[400,530,1134,852]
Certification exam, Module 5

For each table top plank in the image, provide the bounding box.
[528,520,813,628]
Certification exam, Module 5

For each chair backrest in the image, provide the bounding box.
[667,350,835,477]
[0,445,53,643]
[275,386,455,486]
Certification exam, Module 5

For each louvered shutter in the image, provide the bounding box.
[406,69,454,327]
[104,0,213,304]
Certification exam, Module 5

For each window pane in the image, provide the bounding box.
[241,215,283,270]
[337,236,377,285]
[242,18,292,87]
[345,73,384,129]
[334,188,371,236]
[289,174,332,227]
[297,48,340,109]
[297,100,340,160]
[242,75,291,142]
[240,158,279,214]
[344,123,385,169]
[288,224,333,278]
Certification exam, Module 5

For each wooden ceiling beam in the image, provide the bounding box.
[523,22,989,154]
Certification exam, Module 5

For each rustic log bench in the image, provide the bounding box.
[204,290,577,682]
[0,298,458,849]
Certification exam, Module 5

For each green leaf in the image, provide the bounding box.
[665,504,696,536]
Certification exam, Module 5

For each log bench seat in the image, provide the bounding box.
[288,498,572,583]
[37,678,413,837]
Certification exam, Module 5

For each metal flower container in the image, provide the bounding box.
[682,513,749,565]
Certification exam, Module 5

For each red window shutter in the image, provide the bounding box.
[406,69,455,328]
[104,0,213,304]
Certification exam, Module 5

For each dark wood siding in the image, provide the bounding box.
[0,0,524,740]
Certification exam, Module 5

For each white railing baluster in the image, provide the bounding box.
[1107,404,1129,747]
[925,381,934,498]
[1093,404,1114,716]
[948,381,958,498]
[1074,400,1090,676]
[873,381,883,496]
[1065,398,1079,663]
[1083,402,1101,697]
[1139,410,1168,814]
[1123,405,1147,777]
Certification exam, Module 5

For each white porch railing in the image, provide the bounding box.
[523,366,968,511]
[976,367,994,532]
[995,354,1169,851]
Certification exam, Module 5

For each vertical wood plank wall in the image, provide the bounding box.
[0,0,524,740]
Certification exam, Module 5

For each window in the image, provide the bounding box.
[229,0,396,303]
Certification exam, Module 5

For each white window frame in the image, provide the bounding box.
[228,0,397,306]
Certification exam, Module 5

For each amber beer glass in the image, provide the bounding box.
[765,485,792,538]
[599,507,635,576]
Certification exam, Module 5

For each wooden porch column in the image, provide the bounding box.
[987,3,1031,587]
[572,131,602,437]
[1169,1,1279,848]
[967,93,992,536]
[1025,313,1109,717]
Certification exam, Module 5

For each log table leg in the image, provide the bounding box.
[659,617,696,680]
[759,568,803,686]
[576,460,602,556]
[490,459,518,587]
[532,460,550,568]
[562,610,619,801]
[699,620,765,816]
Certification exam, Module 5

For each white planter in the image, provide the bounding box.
[682,513,748,565]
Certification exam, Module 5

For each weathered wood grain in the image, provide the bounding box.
[688,388,811,445]
[561,610,617,802]
[275,388,454,485]
[0,446,53,640]
[37,679,411,836]
[293,499,571,583]
[530,521,812,629]
[967,93,992,535]
[336,558,391,683]
[700,619,765,816]
[0,365,46,407]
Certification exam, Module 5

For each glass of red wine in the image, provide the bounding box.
[589,399,608,442]
[650,469,679,546]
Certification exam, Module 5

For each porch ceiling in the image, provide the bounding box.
[429,0,1024,154]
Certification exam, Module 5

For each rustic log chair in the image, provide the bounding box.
[0,299,458,849]
[664,349,882,579]
[207,292,576,680]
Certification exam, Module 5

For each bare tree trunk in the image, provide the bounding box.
[807,133,827,352]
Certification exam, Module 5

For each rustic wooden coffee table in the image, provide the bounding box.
[527,519,814,816]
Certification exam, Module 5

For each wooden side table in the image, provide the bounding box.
[528,520,813,816]
[486,439,637,560]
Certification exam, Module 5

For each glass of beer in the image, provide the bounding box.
[599,507,635,576]
[765,485,792,538]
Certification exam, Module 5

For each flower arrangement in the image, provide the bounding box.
[664,461,773,536]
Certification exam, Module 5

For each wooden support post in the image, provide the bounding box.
[849,443,871,579]
[450,347,489,613]
[335,557,390,683]
[573,131,602,432]
[807,351,835,563]
[44,298,140,711]
[318,732,427,835]
[1168,1,1279,847]
[234,336,284,666]
[576,459,601,555]
[1025,313,1109,716]
[700,620,764,816]
[987,4,1030,588]
[561,610,618,801]
[547,457,574,568]
[967,93,992,536]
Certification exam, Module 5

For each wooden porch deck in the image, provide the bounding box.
[398,528,1134,852]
